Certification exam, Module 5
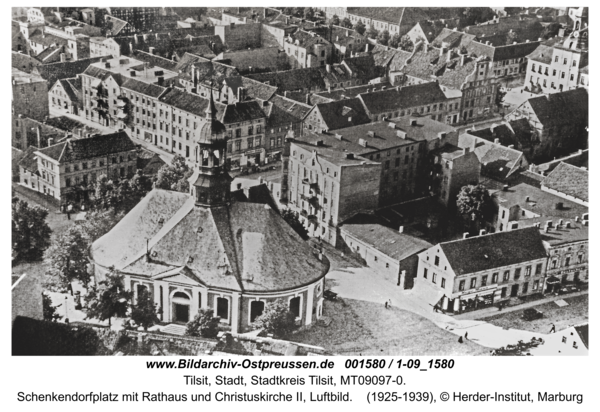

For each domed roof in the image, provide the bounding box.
[198,118,227,144]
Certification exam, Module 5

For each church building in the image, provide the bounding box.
[90,93,329,333]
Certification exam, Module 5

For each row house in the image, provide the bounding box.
[49,77,81,115]
[285,134,381,246]
[416,227,548,313]
[358,82,461,124]
[18,131,138,203]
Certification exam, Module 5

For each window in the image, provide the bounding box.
[492,273,498,283]
[481,275,488,287]
[459,280,465,291]
[441,278,446,288]
[247,138,253,149]
[249,300,265,323]
[514,268,522,280]
[563,58,567,65]
[434,256,439,266]
[423,268,428,279]
[432,273,437,284]
[525,266,531,277]
[215,297,229,321]
[535,263,543,275]
[565,256,571,266]
[470,278,477,289]
[503,270,510,281]
[522,282,529,294]
[289,296,301,319]
[66,178,71,187]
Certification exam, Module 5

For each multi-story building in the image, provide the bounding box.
[303,98,371,133]
[358,82,462,124]
[505,88,588,161]
[49,77,81,115]
[492,183,588,233]
[286,133,381,245]
[416,227,548,313]
[427,144,480,209]
[11,68,49,122]
[284,30,332,69]
[525,27,588,94]
[18,131,138,203]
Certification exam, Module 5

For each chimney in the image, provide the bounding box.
[555,202,563,210]
[396,130,407,139]
[479,229,486,236]
[60,53,66,62]
[446,49,452,62]
[36,126,42,148]
[494,138,500,144]
[237,87,246,102]
[440,46,447,56]
[148,46,155,55]
[423,42,428,53]
[334,134,343,140]
[399,226,404,233]
[508,144,514,149]
[460,54,466,66]
[409,118,418,126]
[463,232,469,239]
[157,76,164,86]
[545,220,553,228]
[462,147,470,154]
[503,185,509,191]
[358,138,368,147]
[284,91,289,97]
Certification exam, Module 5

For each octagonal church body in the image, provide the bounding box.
[90,94,329,333]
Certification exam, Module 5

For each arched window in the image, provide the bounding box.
[289,296,301,319]
[249,300,265,323]
[216,297,229,320]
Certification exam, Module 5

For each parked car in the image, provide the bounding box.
[558,284,581,295]
[522,308,543,321]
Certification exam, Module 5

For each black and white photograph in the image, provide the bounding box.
[10,4,589,363]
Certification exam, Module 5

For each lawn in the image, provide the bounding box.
[291,297,488,356]
[482,294,588,334]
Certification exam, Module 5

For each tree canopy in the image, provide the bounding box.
[353,19,365,34]
[185,309,220,338]
[389,33,401,48]
[366,26,379,39]
[154,154,193,193]
[12,198,52,262]
[456,184,495,229]
[130,289,160,331]
[280,209,309,240]
[84,267,133,327]
[331,14,340,25]
[44,226,91,293]
[399,35,414,52]
[377,29,391,46]
[340,17,353,29]
[252,299,297,337]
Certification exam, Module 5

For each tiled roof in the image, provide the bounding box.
[515,217,588,246]
[131,50,179,72]
[542,162,588,203]
[463,15,545,46]
[266,94,311,125]
[18,146,40,174]
[240,77,278,101]
[315,82,393,101]
[458,133,525,180]
[12,52,42,73]
[342,55,383,81]
[492,183,588,219]
[358,82,448,114]
[493,41,541,61]
[247,67,326,91]
[288,30,329,49]
[174,52,210,75]
[215,47,284,71]
[57,78,80,103]
[34,57,105,85]
[29,32,68,48]
[291,133,378,167]
[341,220,432,261]
[105,15,128,36]
[439,227,548,276]
[121,77,167,98]
[192,60,240,87]
[329,120,427,152]
[158,88,211,116]
[414,21,446,43]
[91,190,329,293]
[314,98,371,131]
[527,88,588,129]
[526,43,553,64]
[221,101,266,124]
[37,131,136,163]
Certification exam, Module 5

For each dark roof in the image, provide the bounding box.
[342,55,383,81]
[221,101,266,124]
[315,82,393,101]
[526,43,553,64]
[240,77,278,101]
[526,88,588,129]
[516,217,588,246]
[332,121,429,153]
[291,133,379,167]
[230,183,280,213]
[174,52,209,74]
[137,153,166,175]
[216,47,284,71]
[29,32,68,48]
[12,52,41,73]
[542,162,588,203]
[341,220,432,261]
[575,325,589,349]
[247,67,326,92]
[131,50,179,72]
[265,95,311,126]
[439,227,547,276]
[91,190,329,293]
[359,82,448,114]
[492,41,541,61]
[192,60,239,87]
[37,131,136,163]
[105,15,128,35]
[158,87,210,116]
[121,77,167,98]
[463,15,545,46]
[288,30,330,49]
[314,98,371,131]
[18,146,40,174]
[33,57,105,85]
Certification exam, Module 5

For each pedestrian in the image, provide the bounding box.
[388,299,392,308]
[384,301,388,309]
[66,203,72,220]
[550,323,556,333]
[465,332,469,340]
[458,336,464,344]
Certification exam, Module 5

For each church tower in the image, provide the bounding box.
[188,91,232,207]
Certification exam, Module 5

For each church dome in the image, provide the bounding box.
[197,119,227,144]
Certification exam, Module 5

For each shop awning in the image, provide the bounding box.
[546,276,561,285]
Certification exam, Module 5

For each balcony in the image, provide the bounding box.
[300,209,308,217]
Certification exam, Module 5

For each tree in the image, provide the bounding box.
[399,35,414,52]
[340,17,353,29]
[303,7,315,21]
[185,309,220,338]
[155,154,193,193]
[353,19,365,34]
[12,198,52,262]
[280,209,309,240]
[331,14,340,26]
[456,184,494,230]
[43,292,63,322]
[495,87,507,109]
[377,29,390,46]
[130,289,160,331]
[506,31,519,45]
[542,22,561,39]
[389,33,401,48]
[504,7,522,16]
[93,174,117,210]
[252,299,296,337]
[44,226,91,293]
[366,26,379,39]
[84,268,133,327]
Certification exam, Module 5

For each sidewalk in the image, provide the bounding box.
[453,290,588,320]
